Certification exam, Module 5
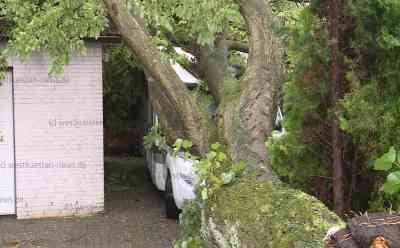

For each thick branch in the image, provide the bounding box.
[104,0,210,153]
[199,33,229,104]
[227,0,282,180]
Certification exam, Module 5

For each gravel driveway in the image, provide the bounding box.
[0,157,179,248]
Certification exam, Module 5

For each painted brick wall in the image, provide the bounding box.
[8,42,104,219]
[0,71,15,215]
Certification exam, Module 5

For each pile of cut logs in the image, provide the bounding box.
[325,213,400,248]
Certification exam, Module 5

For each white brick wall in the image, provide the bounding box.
[7,42,104,219]
[0,71,15,215]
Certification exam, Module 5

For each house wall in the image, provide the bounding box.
[5,42,104,219]
[0,71,15,215]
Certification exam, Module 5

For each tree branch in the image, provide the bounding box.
[104,0,210,153]
[227,0,282,180]
[199,32,229,104]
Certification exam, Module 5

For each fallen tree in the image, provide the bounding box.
[104,1,344,246]
[2,0,345,246]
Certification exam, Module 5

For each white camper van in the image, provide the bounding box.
[145,48,199,218]
[145,145,197,218]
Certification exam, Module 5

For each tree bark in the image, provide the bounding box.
[328,0,346,215]
[199,33,229,105]
[225,0,282,181]
[104,0,210,153]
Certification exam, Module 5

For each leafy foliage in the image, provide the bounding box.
[132,0,243,46]
[373,147,400,195]
[194,142,245,201]
[374,147,397,172]
[267,5,332,194]
[0,0,106,73]
[143,121,168,151]
[268,0,400,212]
[174,141,246,248]
[103,44,148,138]
[174,200,202,248]
[173,138,194,159]
[0,0,244,76]
[339,0,400,209]
[339,0,400,157]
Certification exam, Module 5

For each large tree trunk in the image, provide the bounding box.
[104,0,210,153]
[222,0,282,181]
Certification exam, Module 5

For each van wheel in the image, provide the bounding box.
[165,172,179,219]
[145,165,151,181]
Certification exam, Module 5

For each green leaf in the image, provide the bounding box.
[221,172,235,185]
[201,188,208,200]
[174,138,184,148]
[382,180,400,195]
[232,162,246,174]
[339,116,350,131]
[211,143,221,151]
[387,171,400,184]
[182,140,193,150]
[184,152,191,161]
[216,152,227,162]
[374,147,397,171]
[207,151,217,160]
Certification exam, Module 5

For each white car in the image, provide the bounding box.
[145,148,197,218]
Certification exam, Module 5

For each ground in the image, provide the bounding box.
[0,157,179,248]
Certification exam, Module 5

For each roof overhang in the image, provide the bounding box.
[170,62,199,87]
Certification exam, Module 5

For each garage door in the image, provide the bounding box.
[0,71,16,215]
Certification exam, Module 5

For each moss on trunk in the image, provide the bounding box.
[202,176,344,248]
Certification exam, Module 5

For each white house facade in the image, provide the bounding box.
[0,41,104,219]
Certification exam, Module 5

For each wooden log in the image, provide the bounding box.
[326,213,400,248]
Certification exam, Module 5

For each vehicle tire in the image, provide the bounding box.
[164,172,179,219]
[145,165,152,182]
